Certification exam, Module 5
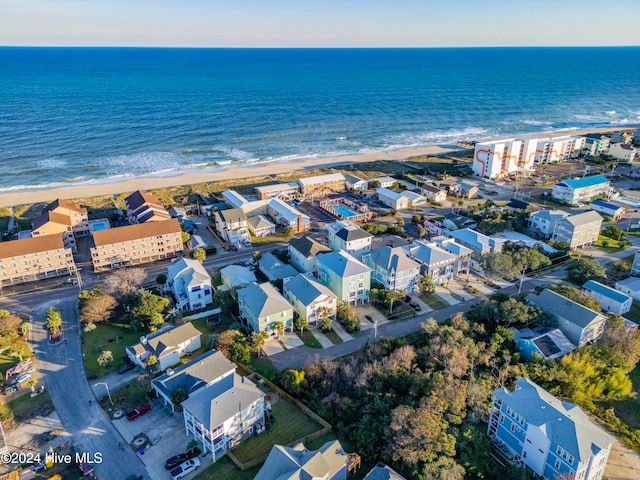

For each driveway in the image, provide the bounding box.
[263,338,285,356]
[280,332,304,349]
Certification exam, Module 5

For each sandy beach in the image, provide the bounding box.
[0,125,636,208]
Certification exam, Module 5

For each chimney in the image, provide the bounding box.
[140,336,147,345]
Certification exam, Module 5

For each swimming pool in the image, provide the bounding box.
[92,224,107,231]
[89,219,111,232]
[332,205,358,218]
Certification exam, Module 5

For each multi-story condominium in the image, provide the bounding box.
[288,236,331,273]
[325,220,373,260]
[237,282,294,335]
[255,182,300,200]
[297,173,346,198]
[527,210,570,238]
[403,240,458,285]
[283,273,338,325]
[533,136,586,164]
[552,175,611,205]
[473,138,538,179]
[448,228,505,259]
[488,378,614,480]
[551,211,602,249]
[589,200,625,221]
[419,184,447,203]
[31,198,90,252]
[362,246,420,293]
[608,142,639,163]
[127,322,202,372]
[583,134,611,156]
[232,196,310,233]
[344,174,368,191]
[582,280,632,315]
[255,441,348,480]
[213,208,250,243]
[0,235,76,287]
[166,258,213,312]
[526,288,607,347]
[90,218,183,271]
[316,250,371,305]
[125,190,171,224]
[376,188,427,210]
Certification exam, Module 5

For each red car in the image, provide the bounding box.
[126,403,151,421]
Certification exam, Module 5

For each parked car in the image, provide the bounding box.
[228,244,238,251]
[79,463,94,476]
[170,458,200,480]
[165,453,189,470]
[118,362,135,374]
[126,403,151,421]
[408,302,422,312]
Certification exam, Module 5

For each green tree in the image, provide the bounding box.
[251,331,269,356]
[602,225,623,240]
[271,321,285,338]
[0,309,9,319]
[156,274,167,287]
[26,378,38,393]
[337,301,359,333]
[282,368,305,395]
[397,218,405,227]
[171,387,188,404]
[97,350,113,367]
[548,284,601,311]
[192,247,206,263]
[512,248,551,292]
[18,322,32,337]
[384,290,406,315]
[566,258,606,285]
[482,252,515,280]
[131,290,170,329]
[83,322,97,333]
[46,307,62,333]
[181,231,191,244]
[229,341,252,365]
[294,315,309,336]
[418,227,426,239]
[215,330,245,358]
[320,315,333,333]
[419,274,436,294]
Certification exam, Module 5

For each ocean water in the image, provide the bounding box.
[0,47,639,191]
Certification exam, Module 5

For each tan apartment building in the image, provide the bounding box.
[125,190,171,224]
[0,235,76,287]
[90,219,183,271]
[31,198,90,252]
[297,173,346,198]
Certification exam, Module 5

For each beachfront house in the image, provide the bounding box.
[90,219,183,271]
[125,190,171,224]
[237,282,294,335]
[583,134,611,156]
[221,190,249,209]
[551,211,603,249]
[283,273,338,325]
[316,250,371,305]
[325,220,373,260]
[552,175,611,205]
[166,258,213,312]
[582,280,632,315]
[526,288,607,347]
[403,240,458,285]
[488,378,614,480]
[288,235,332,273]
[30,198,90,253]
[344,174,368,191]
[213,208,250,244]
[362,246,420,293]
[608,143,640,163]
[127,323,202,372]
[254,441,349,480]
[370,176,396,188]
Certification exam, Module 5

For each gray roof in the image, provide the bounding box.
[167,258,211,291]
[317,250,371,278]
[433,236,473,257]
[404,240,457,266]
[562,210,603,227]
[449,228,504,250]
[152,350,236,401]
[218,207,247,223]
[530,209,570,222]
[363,462,408,480]
[289,236,331,258]
[284,273,337,307]
[248,215,275,230]
[182,372,264,431]
[237,282,293,319]
[335,224,373,242]
[259,253,299,281]
[130,323,201,360]
[344,174,366,185]
[254,441,347,480]
[364,246,420,274]
[220,264,257,288]
[526,289,604,329]
[616,276,640,292]
[494,378,614,462]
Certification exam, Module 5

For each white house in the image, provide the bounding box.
[221,190,249,209]
[344,174,368,191]
[420,184,447,203]
[377,188,426,210]
[283,273,338,325]
[370,176,396,188]
[403,240,458,285]
[527,210,570,238]
[448,228,505,258]
[166,258,213,311]
[214,208,250,244]
[552,175,611,205]
[288,236,331,274]
[220,264,257,293]
[589,200,625,221]
[325,220,373,260]
[526,289,607,347]
[126,323,202,371]
[362,246,421,293]
[615,276,640,302]
[582,280,632,315]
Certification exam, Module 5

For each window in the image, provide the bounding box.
[555,460,560,470]
[510,424,515,432]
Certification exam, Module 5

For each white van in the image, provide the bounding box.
[169,458,200,480]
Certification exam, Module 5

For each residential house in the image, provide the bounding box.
[179,352,265,459]
[611,130,634,145]
[167,258,213,312]
[615,276,640,302]
[582,280,632,315]
[325,220,373,260]
[316,250,371,305]
[376,188,426,210]
[552,175,611,205]
[363,462,407,480]
[442,212,477,231]
[214,208,250,244]
[419,184,447,203]
[632,251,640,276]
[448,228,505,258]
[288,236,331,273]
[505,198,539,213]
[371,234,409,251]
[458,182,479,199]
[589,200,625,220]
[527,209,570,238]
[266,198,310,232]
[514,327,576,361]
[297,173,346,198]
[31,199,90,252]
[608,142,639,163]
[283,273,338,325]
[127,323,202,372]
[152,349,236,413]
[370,176,396,188]
[583,133,611,156]
[488,378,614,480]
[168,206,187,220]
[404,240,458,285]
[247,215,276,237]
[90,219,183,271]
[526,288,607,347]
[254,441,348,480]
[363,246,420,293]
[220,265,257,294]
[237,282,294,335]
[551,211,603,249]
[344,174,368,191]
[188,234,209,250]
[432,236,472,274]
[0,235,76,287]
[255,182,300,200]
[258,253,298,282]
[125,190,171,224]
[221,190,249,209]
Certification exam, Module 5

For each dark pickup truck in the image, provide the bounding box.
[126,403,151,421]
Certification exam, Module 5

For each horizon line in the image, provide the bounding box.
[1,44,640,49]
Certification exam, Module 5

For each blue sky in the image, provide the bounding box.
[1,0,639,47]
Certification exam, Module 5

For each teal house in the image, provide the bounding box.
[237,282,293,335]
[316,250,371,305]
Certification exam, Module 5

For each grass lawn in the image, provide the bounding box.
[420,293,448,310]
[386,303,415,321]
[594,234,625,253]
[323,330,343,345]
[300,330,322,349]
[598,363,640,429]
[0,207,11,232]
[625,301,640,325]
[230,399,323,464]
[196,456,263,480]
[4,390,55,428]
[101,374,153,413]
[0,338,32,378]
[82,324,142,379]
[250,233,293,247]
[251,358,278,381]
